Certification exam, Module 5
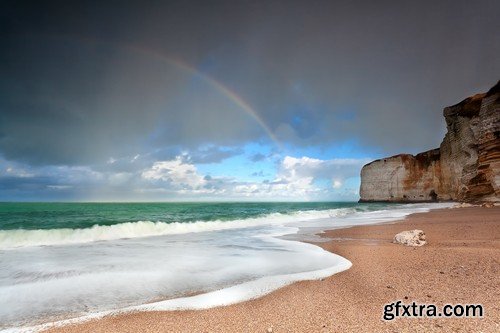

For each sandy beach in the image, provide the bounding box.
[45,206,499,333]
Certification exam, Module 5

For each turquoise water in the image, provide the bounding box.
[0,201,375,230]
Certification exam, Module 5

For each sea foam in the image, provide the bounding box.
[0,208,356,249]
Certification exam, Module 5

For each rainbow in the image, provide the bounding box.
[126,46,282,149]
[40,34,282,149]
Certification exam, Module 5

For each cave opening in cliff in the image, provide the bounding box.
[429,190,438,201]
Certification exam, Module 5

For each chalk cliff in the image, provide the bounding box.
[359,81,499,203]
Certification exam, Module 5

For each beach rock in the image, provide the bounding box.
[360,80,500,203]
[393,230,426,247]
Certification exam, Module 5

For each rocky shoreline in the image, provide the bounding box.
[360,81,499,203]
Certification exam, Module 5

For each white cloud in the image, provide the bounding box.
[226,155,368,200]
[0,153,368,201]
[276,155,367,191]
[279,156,367,179]
[102,154,369,200]
[141,157,206,189]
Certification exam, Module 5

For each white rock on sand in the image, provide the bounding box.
[393,229,426,246]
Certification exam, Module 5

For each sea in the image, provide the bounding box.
[0,201,451,330]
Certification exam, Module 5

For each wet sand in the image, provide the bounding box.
[45,206,500,333]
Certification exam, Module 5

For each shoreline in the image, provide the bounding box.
[37,207,500,332]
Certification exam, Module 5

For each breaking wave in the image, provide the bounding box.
[0,208,357,249]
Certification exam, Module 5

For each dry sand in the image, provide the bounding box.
[45,207,499,333]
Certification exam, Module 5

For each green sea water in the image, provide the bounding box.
[0,201,377,231]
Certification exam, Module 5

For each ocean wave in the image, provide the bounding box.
[0,208,357,249]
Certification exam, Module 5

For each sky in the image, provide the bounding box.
[0,0,499,202]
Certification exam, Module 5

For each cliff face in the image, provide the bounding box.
[360,81,499,203]
[360,149,445,202]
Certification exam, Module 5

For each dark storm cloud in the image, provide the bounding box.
[0,175,53,191]
[1,0,499,168]
[0,35,265,166]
